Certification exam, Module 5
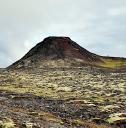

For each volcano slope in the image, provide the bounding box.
[8,36,104,69]
[0,37,126,128]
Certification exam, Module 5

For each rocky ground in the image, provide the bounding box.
[0,67,126,127]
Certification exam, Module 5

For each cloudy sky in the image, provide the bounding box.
[0,0,126,68]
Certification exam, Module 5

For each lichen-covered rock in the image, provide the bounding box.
[56,87,72,92]
[0,117,15,128]
[107,113,126,125]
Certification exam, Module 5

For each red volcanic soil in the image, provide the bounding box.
[48,37,89,61]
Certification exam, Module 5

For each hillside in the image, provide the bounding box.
[8,37,126,69]
[8,36,103,69]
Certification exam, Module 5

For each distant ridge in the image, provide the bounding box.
[8,36,126,69]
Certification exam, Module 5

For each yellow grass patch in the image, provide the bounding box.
[99,58,126,68]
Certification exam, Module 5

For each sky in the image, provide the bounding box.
[0,0,126,68]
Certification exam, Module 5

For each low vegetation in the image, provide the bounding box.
[0,67,126,127]
[99,57,126,68]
